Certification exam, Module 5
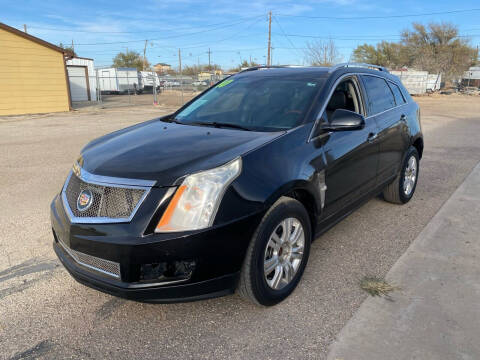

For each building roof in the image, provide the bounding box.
[155,63,171,66]
[0,22,66,54]
[70,56,94,61]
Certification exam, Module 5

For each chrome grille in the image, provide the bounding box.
[62,170,150,223]
[58,237,121,278]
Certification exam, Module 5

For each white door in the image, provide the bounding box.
[67,66,89,101]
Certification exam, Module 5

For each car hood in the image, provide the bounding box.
[79,119,283,186]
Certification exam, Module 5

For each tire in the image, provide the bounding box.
[238,196,311,306]
[383,146,420,204]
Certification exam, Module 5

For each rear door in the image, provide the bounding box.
[361,75,408,184]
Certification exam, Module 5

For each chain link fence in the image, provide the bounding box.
[69,68,228,110]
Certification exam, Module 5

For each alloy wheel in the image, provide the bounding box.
[264,217,305,290]
[403,155,417,196]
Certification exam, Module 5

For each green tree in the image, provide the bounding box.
[352,41,407,68]
[228,60,261,72]
[58,43,76,57]
[113,51,150,71]
[351,44,381,65]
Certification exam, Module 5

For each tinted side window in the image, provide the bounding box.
[362,75,396,115]
[388,82,406,105]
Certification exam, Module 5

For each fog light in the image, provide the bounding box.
[140,260,195,283]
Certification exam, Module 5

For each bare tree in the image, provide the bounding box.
[351,22,477,81]
[304,39,342,66]
[401,22,477,80]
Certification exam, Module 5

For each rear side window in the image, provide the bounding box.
[388,82,406,105]
[361,75,396,115]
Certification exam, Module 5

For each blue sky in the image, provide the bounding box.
[2,0,480,70]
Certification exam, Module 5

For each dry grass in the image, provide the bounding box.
[360,276,399,298]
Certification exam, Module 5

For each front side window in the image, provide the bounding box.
[323,77,363,122]
[311,77,364,138]
[175,76,324,131]
[362,75,396,115]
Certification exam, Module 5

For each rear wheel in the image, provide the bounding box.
[383,146,419,204]
[238,197,311,306]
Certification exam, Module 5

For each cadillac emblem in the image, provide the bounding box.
[77,189,93,212]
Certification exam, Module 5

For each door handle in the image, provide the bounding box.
[367,132,378,142]
[400,114,407,122]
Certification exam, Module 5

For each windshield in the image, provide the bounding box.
[174,75,324,131]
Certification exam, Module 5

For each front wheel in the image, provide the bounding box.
[238,197,311,306]
[383,146,420,204]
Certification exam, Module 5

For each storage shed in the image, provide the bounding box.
[66,57,97,102]
[462,67,480,88]
[0,22,70,116]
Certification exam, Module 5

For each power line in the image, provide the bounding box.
[21,15,264,34]
[155,18,264,50]
[271,32,480,40]
[71,16,264,46]
[272,33,400,41]
[275,8,480,20]
[272,15,303,59]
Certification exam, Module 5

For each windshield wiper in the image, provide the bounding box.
[189,121,252,131]
[160,116,183,124]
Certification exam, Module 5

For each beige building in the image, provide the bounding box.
[197,72,212,81]
[154,63,172,74]
[0,22,70,116]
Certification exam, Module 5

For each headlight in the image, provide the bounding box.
[155,158,242,232]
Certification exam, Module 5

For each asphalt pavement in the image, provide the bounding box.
[1,96,479,359]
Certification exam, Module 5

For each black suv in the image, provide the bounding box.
[51,64,423,306]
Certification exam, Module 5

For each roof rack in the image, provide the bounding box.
[330,63,389,73]
[239,65,306,72]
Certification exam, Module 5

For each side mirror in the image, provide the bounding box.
[321,109,365,131]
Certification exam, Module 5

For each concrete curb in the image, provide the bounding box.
[327,161,480,360]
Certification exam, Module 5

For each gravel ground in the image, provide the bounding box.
[1,95,479,360]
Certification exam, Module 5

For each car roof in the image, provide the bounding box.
[235,66,331,79]
[234,64,400,83]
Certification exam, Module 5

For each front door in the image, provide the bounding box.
[312,76,379,218]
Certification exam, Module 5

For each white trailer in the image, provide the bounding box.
[66,57,97,101]
[97,67,140,94]
[138,71,160,93]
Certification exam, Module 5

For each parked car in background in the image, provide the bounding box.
[51,64,423,306]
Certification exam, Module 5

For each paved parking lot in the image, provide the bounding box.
[1,95,480,359]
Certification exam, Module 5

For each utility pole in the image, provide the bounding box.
[178,48,182,74]
[143,40,148,71]
[267,11,272,66]
[178,48,183,104]
[23,24,27,33]
[207,48,212,69]
[71,39,74,53]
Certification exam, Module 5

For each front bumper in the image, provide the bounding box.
[51,193,262,302]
